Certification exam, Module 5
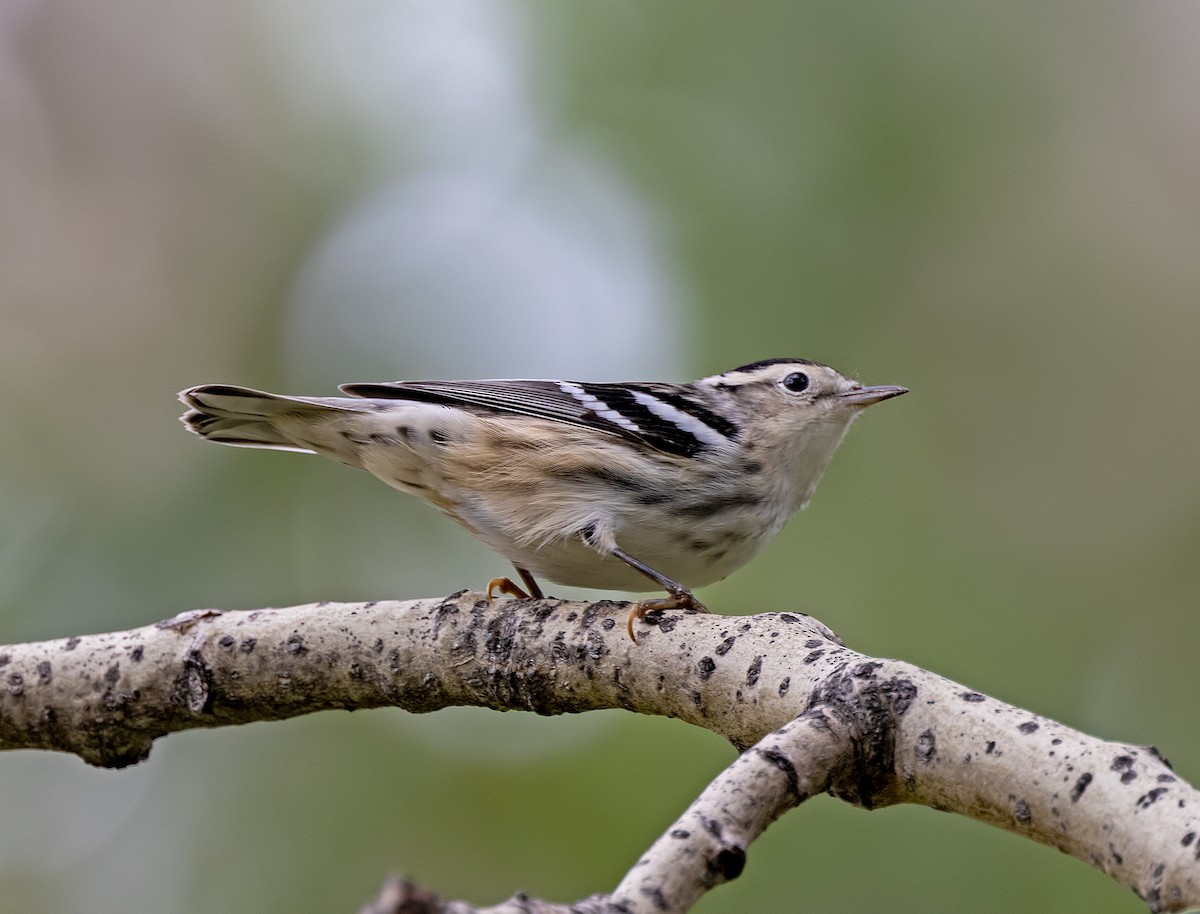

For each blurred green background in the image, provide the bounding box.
[1,2,1198,912]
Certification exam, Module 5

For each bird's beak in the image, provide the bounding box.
[837,385,908,408]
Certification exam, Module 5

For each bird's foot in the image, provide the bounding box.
[486,577,533,603]
[626,588,708,643]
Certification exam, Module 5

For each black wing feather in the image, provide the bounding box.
[339,379,591,423]
[339,379,731,458]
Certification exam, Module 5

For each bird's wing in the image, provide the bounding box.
[339,379,733,458]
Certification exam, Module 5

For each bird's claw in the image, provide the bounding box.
[626,590,709,643]
[486,577,532,603]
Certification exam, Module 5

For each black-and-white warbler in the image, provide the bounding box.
[179,359,905,640]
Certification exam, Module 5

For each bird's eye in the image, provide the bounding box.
[781,372,810,393]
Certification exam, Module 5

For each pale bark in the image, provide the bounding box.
[0,592,1195,913]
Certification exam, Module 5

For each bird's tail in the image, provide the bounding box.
[179,384,363,454]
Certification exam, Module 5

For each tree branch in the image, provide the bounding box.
[0,592,1195,912]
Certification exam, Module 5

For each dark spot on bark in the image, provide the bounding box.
[240,638,257,653]
[779,613,801,624]
[1157,773,1177,783]
[697,657,716,680]
[714,636,736,656]
[65,638,80,651]
[804,639,824,648]
[778,677,790,697]
[130,645,144,662]
[853,661,882,678]
[349,662,364,680]
[735,689,744,702]
[712,846,746,881]
[1145,745,1172,768]
[285,634,307,655]
[804,649,824,664]
[1121,770,1138,784]
[373,638,385,653]
[1018,721,1039,735]
[1109,843,1123,865]
[916,729,937,762]
[746,656,763,686]
[757,747,803,802]
[105,664,120,684]
[885,679,918,716]
[1137,787,1168,810]
[182,649,213,714]
[1182,832,1196,847]
[691,691,703,708]
[657,614,680,634]
[1051,737,1062,745]
[641,886,668,910]
[484,616,516,662]
[36,661,51,684]
[670,829,690,839]
[7,673,24,696]
[601,618,615,631]
[1013,799,1032,826]
[804,709,832,731]
[218,635,235,649]
[961,691,986,702]
[1071,772,1093,802]
[1111,754,1134,771]
[985,741,996,754]
[803,667,919,807]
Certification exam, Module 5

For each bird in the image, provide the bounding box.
[179,358,906,641]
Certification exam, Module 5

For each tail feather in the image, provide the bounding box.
[178,385,358,453]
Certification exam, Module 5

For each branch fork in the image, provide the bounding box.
[0,592,1195,912]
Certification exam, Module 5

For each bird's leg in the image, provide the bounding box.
[486,565,544,603]
[517,567,545,599]
[608,544,708,643]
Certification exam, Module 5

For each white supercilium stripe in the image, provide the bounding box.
[558,381,642,433]
[629,390,731,449]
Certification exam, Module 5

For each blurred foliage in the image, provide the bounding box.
[0,2,1197,912]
